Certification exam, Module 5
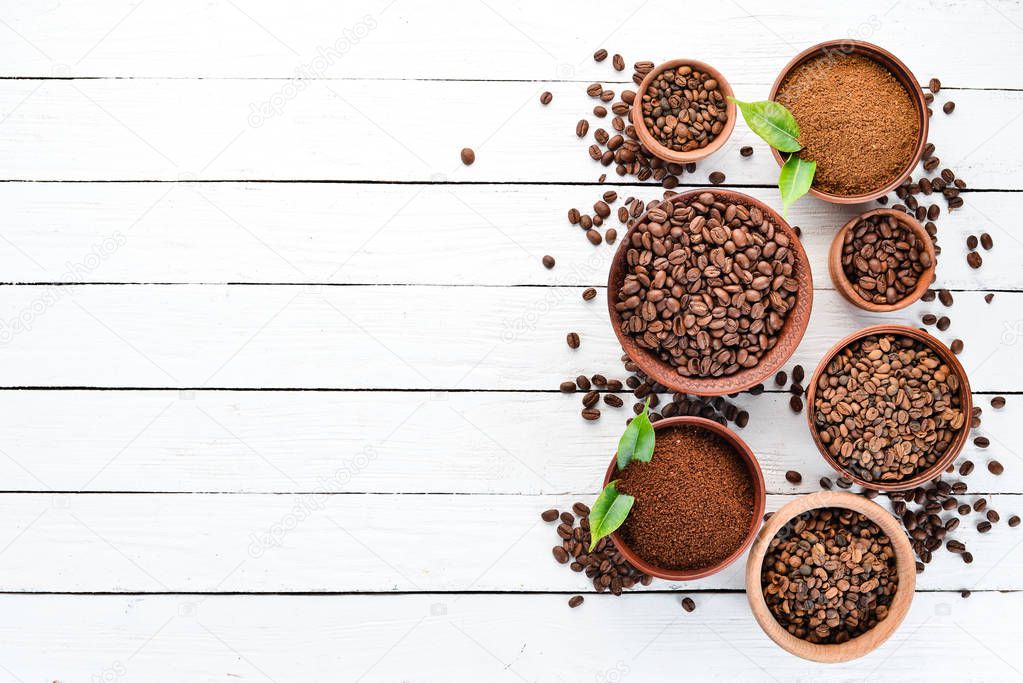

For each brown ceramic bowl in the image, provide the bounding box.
[631,59,737,164]
[745,491,916,662]
[768,39,929,204]
[607,188,814,396]
[601,415,766,581]
[829,208,936,313]
[806,324,973,491]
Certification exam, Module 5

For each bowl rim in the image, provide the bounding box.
[601,415,766,581]
[606,187,814,396]
[767,39,930,204]
[631,58,737,164]
[805,324,973,491]
[828,208,937,313]
[744,491,916,663]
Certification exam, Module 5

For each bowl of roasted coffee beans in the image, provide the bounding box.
[745,492,916,662]
[631,59,736,164]
[607,188,813,396]
[828,208,936,312]
[806,325,972,491]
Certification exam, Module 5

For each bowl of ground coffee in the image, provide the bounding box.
[829,208,936,312]
[806,325,972,491]
[607,188,813,396]
[745,491,916,662]
[632,59,737,164]
[769,40,928,203]
[602,415,766,580]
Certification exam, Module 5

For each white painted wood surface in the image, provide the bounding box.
[1,0,1022,680]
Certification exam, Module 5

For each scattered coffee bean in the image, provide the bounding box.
[959,460,974,476]
[566,332,580,349]
[553,546,569,563]
[991,396,1006,409]
[943,101,955,114]
[612,54,625,71]
[593,49,608,62]
[681,597,696,612]
[604,394,624,408]
[974,436,990,448]
[988,460,1004,475]
[542,255,556,269]
[987,510,1000,524]
[978,521,992,533]
[1009,515,1020,527]
[775,371,787,386]
[740,146,754,157]
[709,171,726,185]
[929,78,941,93]
[789,395,803,413]
[974,498,987,512]
[985,293,994,304]
[540,91,553,105]
[576,375,591,391]
[568,595,584,608]
[950,339,963,355]
[582,287,597,301]
[460,148,475,165]
[581,408,601,420]
[792,365,805,384]
[967,252,983,269]
[785,470,802,484]
[559,380,576,393]
[936,316,950,331]
[541,509,559,522]
[605,228,618,244]
[820,477,833,490]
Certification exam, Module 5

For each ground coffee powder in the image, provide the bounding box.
[616,424,755,570]
[776,53,919,196]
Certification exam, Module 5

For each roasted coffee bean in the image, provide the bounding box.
[950,339,964,355]
[566,332,580,349]
[938,289,953,307]
[836,477,853,489]
[974,498,987,512]
[959,460,974,476]
[604,394,624,408]
[593,105,607,118]
[978,521,992,533]
[974,436,990,448]
[959,504,972,515]
[789,395,803,413]
[639,64,729,152]
[922,314,937,325]
[988,509,1001,523]
[985,293,995,304]
[593,49,608,62]
[943,101,955,114]
[989,460,1004,475]
[553,546,569,563]
[929,78,941,93]
[775,370,787,386]
[605,228,618,244]
[785,470,802,484]
[936,316,950,331]
[581,408,601,420]
[762,508,898,643]
[991,396,1006,409]
[586,229,602,245]
[839,213,930,305]
[582,287,598,301]
[582,390,599,408]
[979,232,993,250]
[559,380,576,393]
[946,539,966,553]
[540,91,553,105]
[681,597,696,612]
[460,148,475,165]
[967,235,979,250]
[962,551,974,563]
[576,375,591,391]
[568,595,584,608]
[612,54,625,71]
[740,146,754,157]
[792,366,805,384]
[576,119,591,138]
[542,255,557,270]
[967,251,982,268]
[820,477,833,490]
[736,410,749,428]
[1009,515,1021,527]
[541,509,559,522]
[709,171,726,185]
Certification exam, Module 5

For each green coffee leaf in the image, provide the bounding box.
[779,155,817,216]
[728,97,802,153]
[616,398,655,470]
[588,480,635,551]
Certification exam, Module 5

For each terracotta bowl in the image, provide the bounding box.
[631,58,737,164]
[805,324,973,491]
[745,491,916,662]
[606,188,814,396]
[601,415,766,581]
[768,39,929,204]
[828,208,936,313]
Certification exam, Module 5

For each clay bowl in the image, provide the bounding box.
[745,491,916,662]
[607,188,814,396]
[828,208,936,312]
[601,415,766,581]
[631,58,737,164]
[806,324,973,491]
[768,39,929,204]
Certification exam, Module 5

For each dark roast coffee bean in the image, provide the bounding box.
[740,146,753,157]
[785,470,802,484]
[542,255,556,269]
[974,436,990,448]
[604,394,624,408]
[1009,515,1021,527]
[959,460,974,476]
[568,595,584,608]
[980,232,993,250]
[581,408,600,420]
[950,339,963,355]
[540,91,552,105]
[576,375,591,391]
[582,391,599,408]
[988,460,1004,475]
[681,597,696,612]
[789,396,803,413]
[593,49,608,62]
[709,171,725,185]
[553,546,569,563]
[936,316,950,331]
[987,509,1000,523]
[566,332,580,349]
[967,252,982,268]
[541,509,559,522]
[929,78,941,93]
[820,477,833,490]
[991,396,1006,409]
[559,380,576,393]
[582,287,597,301]
[978,521,992,533]
[943,101,955,114]
[775,371,787,386]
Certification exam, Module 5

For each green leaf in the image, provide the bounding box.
[588,480,635,551]
[778,155,817,216]
[727,97,802,153]
[616,398,655,469]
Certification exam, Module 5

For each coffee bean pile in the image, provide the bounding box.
[542,501,651,603]
[840,213,932,305]
[614,192,800,379]
[638,64,728,153]
[561,351,752,428]
[761,507,899,644]
[812,333,966,484]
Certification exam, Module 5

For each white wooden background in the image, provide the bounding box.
[1,1,1022,680]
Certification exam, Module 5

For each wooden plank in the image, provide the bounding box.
[0,182,1019,289]
[0,80,1019,187]
[0,389,1016,495]
[0,285,1015,391]
[2,0,1022,88]
[0,592,1017,681]
[0,492,1018,592]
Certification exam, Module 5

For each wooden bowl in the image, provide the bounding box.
[606,188,814,396]
[828,208,936,313]
[745,491,916,662]
[805,324,973,491]
[602,415,766,581]
[767,39,929,204]
[631,59,737,164]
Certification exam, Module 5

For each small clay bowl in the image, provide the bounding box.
[805,324,973,491]
[745,491,916,662]
[828,208,936,312]
[631,59,737,164]
[607,188,814,396]
[601,415,766,581]
[768,39,929,204]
